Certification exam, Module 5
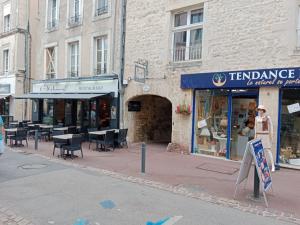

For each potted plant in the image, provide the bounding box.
[175,102,191,115]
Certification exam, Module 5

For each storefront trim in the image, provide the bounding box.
[16,93,107,99]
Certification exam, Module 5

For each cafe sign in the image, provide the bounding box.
[32,79,118,96]
[181,67,300,89]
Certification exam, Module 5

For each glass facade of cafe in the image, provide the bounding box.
[0,98,9,116]
[34,95,116,132]
[21,77,119,133]
[182,67,300,168]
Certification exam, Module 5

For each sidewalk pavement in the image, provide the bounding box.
[7,140,300,221]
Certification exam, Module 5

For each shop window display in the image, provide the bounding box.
[194,90,228,157]
[280,89,300,167]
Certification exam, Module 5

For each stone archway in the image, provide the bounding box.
[127,95,172,143]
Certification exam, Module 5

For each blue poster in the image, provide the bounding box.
[250,139,272,191]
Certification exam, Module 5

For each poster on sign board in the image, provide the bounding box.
[250,139,272,192]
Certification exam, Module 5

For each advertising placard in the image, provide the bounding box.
[250,139,272,192]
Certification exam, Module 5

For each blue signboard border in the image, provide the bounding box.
[181,67,300,89]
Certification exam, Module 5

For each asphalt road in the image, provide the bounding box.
[0,150,293,225]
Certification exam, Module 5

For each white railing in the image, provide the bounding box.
[47,19,58,30]
[297,28,300,48]
[68,15,82,27]
[173,45,202,62]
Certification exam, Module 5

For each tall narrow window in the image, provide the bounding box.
[68,41,79,77]
[47,0,58,30]
[172,8,203,62]
[95,0,108,16]
[3,49,9,75]
[69,0,81,26]
[297,6,300,48]
[3,4,11,32]
[45,47,56,79]
[95,36,108,75]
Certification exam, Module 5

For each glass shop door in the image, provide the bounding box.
[230,94,257,160]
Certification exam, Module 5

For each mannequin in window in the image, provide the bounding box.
[255,105,275,172]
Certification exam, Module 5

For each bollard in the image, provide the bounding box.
[141,143,146,173]
[253,167,260,198]
[34,129,38,150]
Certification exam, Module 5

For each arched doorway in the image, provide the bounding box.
[127,95,172,143]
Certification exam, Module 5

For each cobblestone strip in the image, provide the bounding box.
[0,206,34,225]
[9,148,300,225]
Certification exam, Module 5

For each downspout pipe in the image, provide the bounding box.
[119,0,127,128]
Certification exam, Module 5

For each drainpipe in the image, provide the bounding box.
[119,0,127,128]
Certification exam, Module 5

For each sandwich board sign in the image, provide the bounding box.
[234,139,272,207]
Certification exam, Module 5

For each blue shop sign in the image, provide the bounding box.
[181,67,300,89]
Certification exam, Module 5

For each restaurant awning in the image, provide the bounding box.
[15,93,107,99]
[0,94,11,99]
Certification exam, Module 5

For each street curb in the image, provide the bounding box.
[9,148,300,225]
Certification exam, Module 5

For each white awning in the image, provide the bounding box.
[15,93,106,99]
[0,94,11,99]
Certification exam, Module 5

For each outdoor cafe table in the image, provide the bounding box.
[53,127,68,131]
[39,125,53,129]
[88,129,119,136]
[52,134,74,158]
[4,128,20,146]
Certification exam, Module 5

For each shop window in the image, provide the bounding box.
[43,99,54,124]
[98,98,110,129]
[194,90,229,157]
[0,98,9,115]
[54,100,65,125]
[90,100,97,128]
[280,89,300,167]
[172,8,203,62]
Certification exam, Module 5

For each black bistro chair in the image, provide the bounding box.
[87,128,98,149]
[11,128,28,147]
[52,130,67,156]
[116,128,128,148]
[96,130,115,151]
[62,134,83,159]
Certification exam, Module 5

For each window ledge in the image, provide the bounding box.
[45,27,59,33]
[168,60,202,69]
[92,13,111,22]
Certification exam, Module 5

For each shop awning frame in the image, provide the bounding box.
[0,94,11,99]
[15,93,108,99]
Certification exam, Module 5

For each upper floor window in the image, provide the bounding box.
[3,4,11,32]
[47,0,59,30]
[45,47,57,79]
[95,0,108,16]
[297,6,300,48]
[172,8,203,62]
[69,0,82,27]
[94,36,108,75]
[68,41,79,77]
[3,49,9,75]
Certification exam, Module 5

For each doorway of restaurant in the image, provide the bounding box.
[127,95,172,143]
[229,91,258,160]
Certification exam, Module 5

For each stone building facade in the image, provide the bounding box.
[123,0,300,167]
[26,0,123,130]
[0,0,30,122]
